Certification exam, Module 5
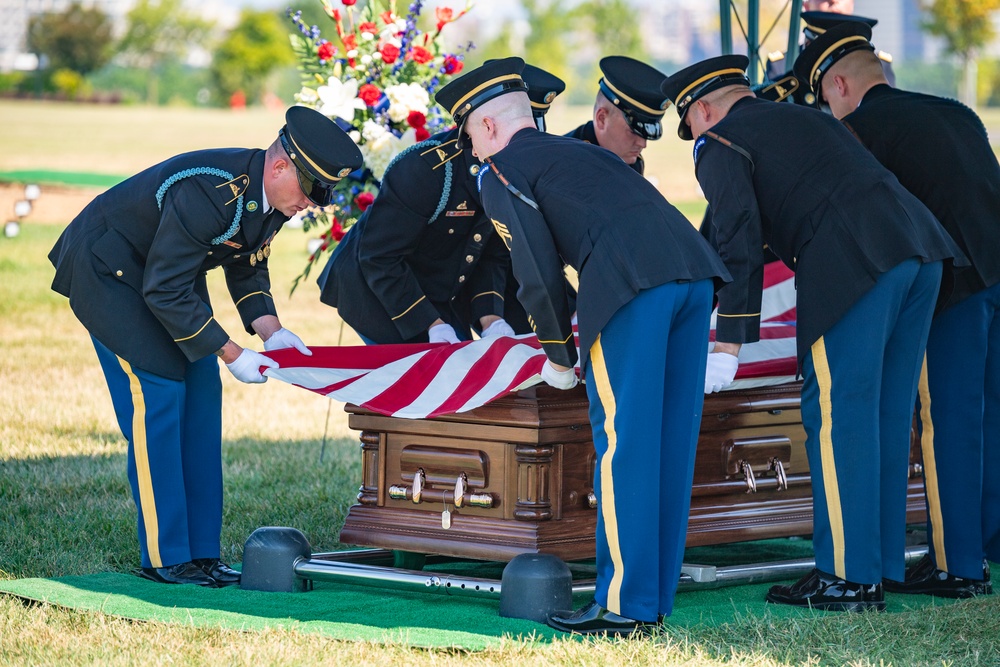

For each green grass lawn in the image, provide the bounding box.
[2,100,1000,665]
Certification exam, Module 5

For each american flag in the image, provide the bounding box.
[264,263,797,419]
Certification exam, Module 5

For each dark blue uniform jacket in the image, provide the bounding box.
[49,148,286,380]
[481,128,730,371]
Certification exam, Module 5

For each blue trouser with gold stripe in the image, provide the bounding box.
[92,336,224,569]
[917,280,1000,579]
[801,258,941,585]
[585,279,713,622]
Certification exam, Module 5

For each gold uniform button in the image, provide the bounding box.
[458,275,466,283]
[473,233,482,242]
[234,254,241,258]
[207,250,213,255]
[448,228,455,234]
[465,255,473,263]
[115,270,123,277]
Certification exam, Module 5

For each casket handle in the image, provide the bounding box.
[770,458,788,491]
[412,468,425,503]
[454,473,467,508]
[741,461,757,493]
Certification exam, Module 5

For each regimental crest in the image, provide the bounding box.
[216,174,250,205]
[491,218,513,250]
[437,148,448,161]
[457,200,468,210]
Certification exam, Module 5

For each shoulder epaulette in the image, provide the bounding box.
[155,167,245,245]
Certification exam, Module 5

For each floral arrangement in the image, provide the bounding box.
[287,0,474,290]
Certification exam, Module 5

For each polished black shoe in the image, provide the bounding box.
[547,599,656,636]
[192,558,242,587]
[766,568,886,612]
[883,555,991,599]
[137,561,218,587]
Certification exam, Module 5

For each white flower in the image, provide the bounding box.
[361,54,373,64]
[394,18,408,32]
[296,87,319,105]
[347,49,358,58]
[316,78,365,121]
[359,121,416,180]
[384,82,430,123]
[361,32,375,42]
[349,130,361,144]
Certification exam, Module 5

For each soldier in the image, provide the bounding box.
[661,55,963,611]
[766,11,894,106]
[48,107,362,586]
[436,57,730,634]
[564,56,670,175]
[795,20,999,598]
[318,64,566,343]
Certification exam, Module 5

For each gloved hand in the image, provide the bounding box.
[428,323,461,344]
[225,348,279,384]
[704,352,739,394]
[541,360,578,390]
[481,318,516,338]
[263,327,312,355]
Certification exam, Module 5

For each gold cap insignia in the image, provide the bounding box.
[543,91,556,104]
[338,167,352,177]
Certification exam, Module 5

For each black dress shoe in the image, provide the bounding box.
[192,558,242,587]
[766,568,885,612]
[883,555,991,599]
[137,561,217,587]
[547,599,656,636]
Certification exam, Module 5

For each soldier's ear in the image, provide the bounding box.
[594,105,609,130]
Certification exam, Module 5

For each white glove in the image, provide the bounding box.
[263,327,312,356]
[428,323,461,344]
[225,348,279,384]
[541,360,578,390]
[481,318,516,338]
[704,352,739,394]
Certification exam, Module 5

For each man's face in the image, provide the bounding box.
[266,160,313,217]
[803,0,855,13]
[594,106,647,165]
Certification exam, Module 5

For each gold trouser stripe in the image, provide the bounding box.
[234,291,272,308]
[813,337,846,578]
[173,317,215,343]
[591,334,625,614]
[917,354,947,571]
[717,312,761,318]
[391,295,426,321]
[471,290,503,301]
[116,356,162,568]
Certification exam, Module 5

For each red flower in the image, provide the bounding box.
[331,220,346,241]
[358,83,381,107]
[409,45,433,64]
[435,6,454,31]
[359,21,377,34]
[342,0,357,5]
[342,33,357,50]
[443,55,463,75]
[415,127,430,142]
[356,192,375,212]
[407,110,427,128]
[380,10,394,24]
[380,43,400,64]
[317,41,336,61]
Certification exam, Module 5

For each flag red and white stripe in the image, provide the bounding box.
[264,263,798,419]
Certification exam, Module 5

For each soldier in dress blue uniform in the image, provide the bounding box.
[48,107,363,587]
[436,57,730,634]
[662,55,965,611]
[564,56,669,176]
[318,64,565,344]
[766,10,894,107]
[796,21,999,599]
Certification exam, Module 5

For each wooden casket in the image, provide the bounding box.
[338,382,928,562]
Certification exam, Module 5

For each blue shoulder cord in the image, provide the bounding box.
[382,139,452,225]
[155,167,244,245]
